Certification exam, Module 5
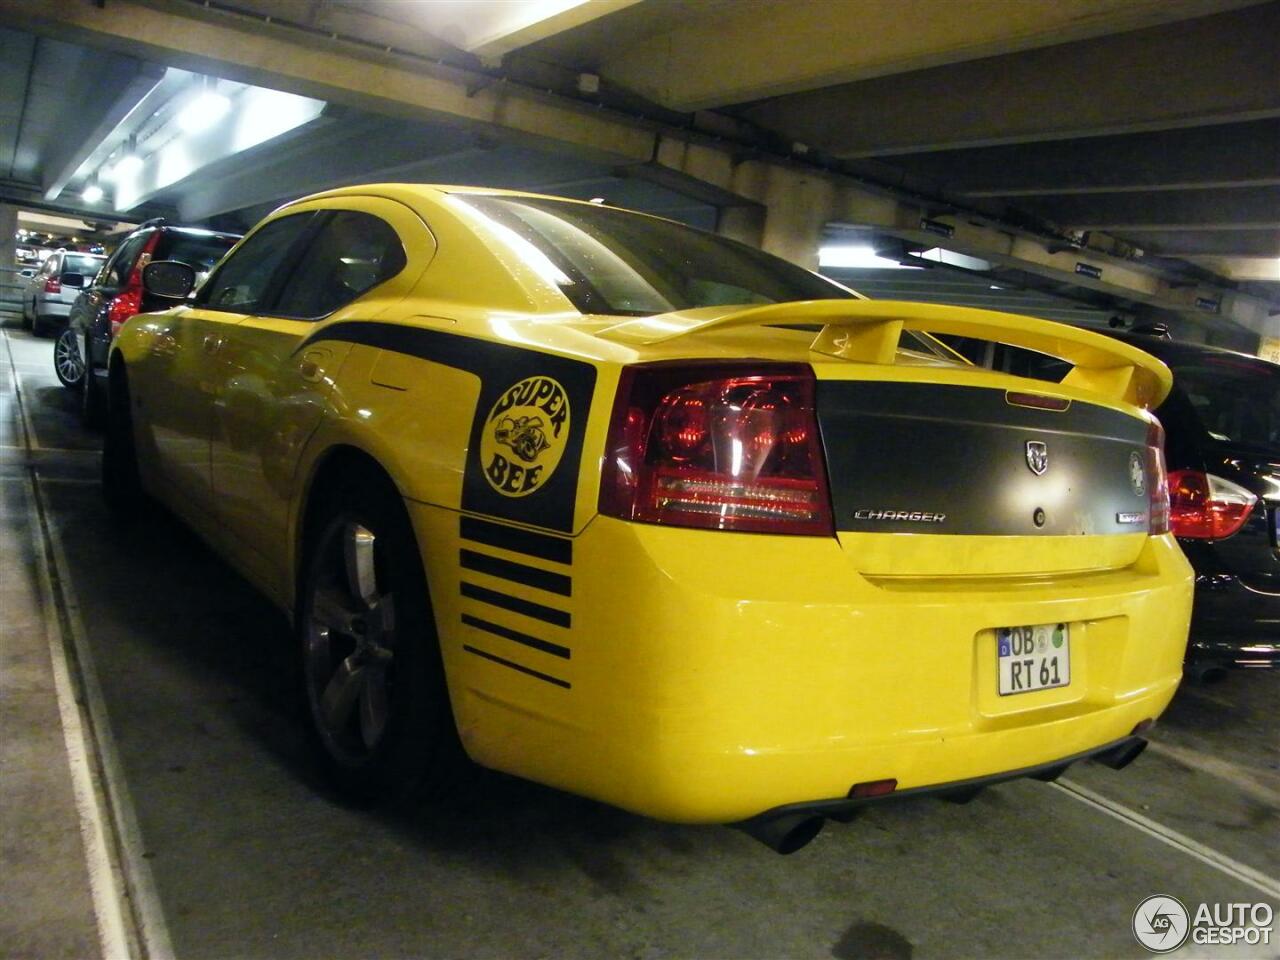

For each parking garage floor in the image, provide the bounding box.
[1,319,1277,960]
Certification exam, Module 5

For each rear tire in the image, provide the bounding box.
[102,363,145,517]
[31,313,57,338]
[54,328,85,388]
[297,466,466,803]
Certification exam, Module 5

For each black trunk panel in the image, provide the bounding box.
[817,381,1150,536]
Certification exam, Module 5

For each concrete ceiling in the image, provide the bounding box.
[1,0,1276,338]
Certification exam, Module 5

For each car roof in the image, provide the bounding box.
[1111,331,1280,373]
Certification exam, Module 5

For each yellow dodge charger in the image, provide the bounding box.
[106,184,1192,852]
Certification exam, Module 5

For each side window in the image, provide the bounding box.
[200,214,314,313]
[107,234,147,287]
[270,211,407,319]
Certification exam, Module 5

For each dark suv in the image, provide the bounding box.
[1116,333,1280,676]
[64,219,240,424]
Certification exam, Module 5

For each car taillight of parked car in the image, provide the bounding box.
[1145,417,1171,535]
[599,362,835,536]
[107,288,143,337]
[1167,469,1258,540]
[108,232,161,337]
[43,277,61,294]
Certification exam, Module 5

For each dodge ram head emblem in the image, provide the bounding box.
[1025,440,1049,476]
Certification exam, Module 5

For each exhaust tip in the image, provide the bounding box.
[1186,661,1228,685]
[737,813,825,854]
[1094,737,1147,771]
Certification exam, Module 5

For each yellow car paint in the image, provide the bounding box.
[112,183,1193,825]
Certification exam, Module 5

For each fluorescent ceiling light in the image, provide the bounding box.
[82,185,104,204]
[178,91,232,134]
[818,245,922,270]
[113,154,143,179]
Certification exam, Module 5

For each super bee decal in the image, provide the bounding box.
[300,322,596,532]
[481,376,570,497]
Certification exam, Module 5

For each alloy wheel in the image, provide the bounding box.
[55,329,85,385]
[304,520,399,763]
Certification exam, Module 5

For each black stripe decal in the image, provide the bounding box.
[464,645,570,689]
[461,581,571,628]
[461,613,570,659]
[301,322,596,533]
[460,516,572,565]
[459,549,571,596]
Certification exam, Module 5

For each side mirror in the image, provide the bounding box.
[61,273,86,288]
[142,260,196,300]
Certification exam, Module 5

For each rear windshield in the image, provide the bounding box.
[454,194,852,316]
[62,254,103,276]
[158,231,239,282]
[1171,355,1280,449]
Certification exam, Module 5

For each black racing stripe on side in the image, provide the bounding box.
[461,613,570,659]
[461,581,571,628]
[459,515,572,565]
[463,645,570,689]
[459,549,572,597]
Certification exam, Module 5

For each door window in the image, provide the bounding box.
[199,214,315,313]
[271,211,407,319]
[105,234,148,287]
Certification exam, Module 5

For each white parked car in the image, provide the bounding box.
[23,250,105,337]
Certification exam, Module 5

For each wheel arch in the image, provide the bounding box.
[290,443,420,616]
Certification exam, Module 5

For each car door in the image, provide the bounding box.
[209,198,429,599]
[139,214,317,524]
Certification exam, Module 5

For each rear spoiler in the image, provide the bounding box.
[598,299,1172,409]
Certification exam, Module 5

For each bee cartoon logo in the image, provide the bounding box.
[480,376,570,497]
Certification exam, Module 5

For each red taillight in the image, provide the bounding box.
[1145,417,1170,535]
[599,362,834,536]
[1167,469,1258,540]
[109,230,161,337]
[107,288,142,337]
[43,277,61,294]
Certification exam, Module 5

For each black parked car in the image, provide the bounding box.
[60,219,240,424]
[1116,333,1280,676]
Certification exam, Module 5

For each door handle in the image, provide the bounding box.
[202,333,221,355]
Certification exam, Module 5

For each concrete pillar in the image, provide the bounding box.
[0,204,17,272]
[0,204,19,317]
[714,205,765,248]
[757,172,836,271]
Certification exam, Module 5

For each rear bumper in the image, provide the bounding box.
[1188,574,1280,667]
[423,505,1194,823]
[33,297,71,319]
[739,734,1147,828]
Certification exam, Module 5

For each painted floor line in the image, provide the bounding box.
[26,475,133,960]
[1053,778,1280,900]
[33,472,177,960]
[1,328,41,451]
[1144,739,1280,809]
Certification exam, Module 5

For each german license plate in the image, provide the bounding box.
[997,623,1070,696]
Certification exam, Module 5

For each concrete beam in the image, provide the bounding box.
[598,0,1264,112]
[0,0,656,169]
[738,3,1280,157]
[42,61,165,200]
[1107,228,1280,257]
[877,119,1280,197]
[1020,186,1280,230]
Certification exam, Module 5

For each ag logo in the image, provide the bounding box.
[480,376,570,497]
[1132,895,1190,953]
